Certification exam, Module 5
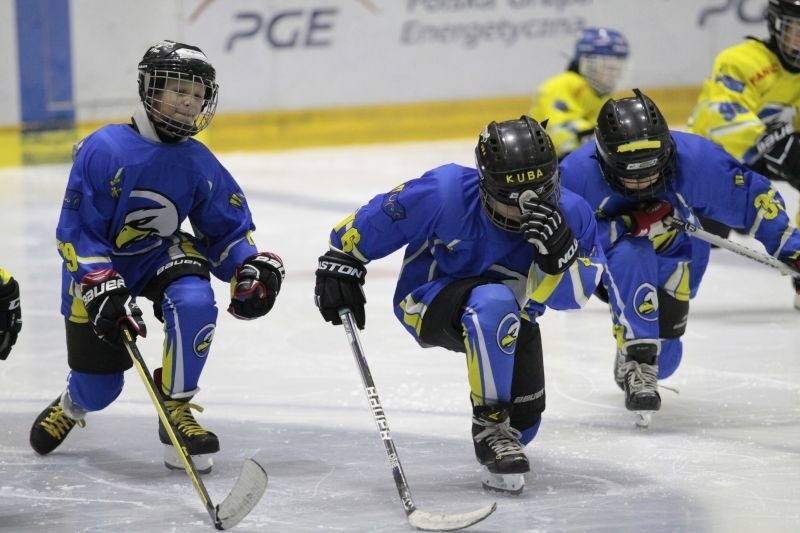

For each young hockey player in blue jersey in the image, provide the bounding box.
[0,267,22,360]
[560,89,800,427]
[29,40,285,473]
[314,117,606,494]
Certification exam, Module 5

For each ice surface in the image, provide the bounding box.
[0,140,798,532]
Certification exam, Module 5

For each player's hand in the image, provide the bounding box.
[81,269,146,344]
[228,252,285,320]
[0,277,22,360]
[520,199,579,274]
[315,250,367,328]
[625,200,673,237]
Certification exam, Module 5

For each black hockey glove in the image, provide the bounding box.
[315,250,367,329]
[752,124,800,189]
[520,199,579,275]
[0,277,22,360]
[229,252,285,320]
[81,269,146,344]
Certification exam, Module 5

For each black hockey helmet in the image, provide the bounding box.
[594,88,675,200]
[768,0,800,70]
[137,40,219,138]
[475,116,559,231]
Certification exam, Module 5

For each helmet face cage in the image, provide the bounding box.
[595,89,675,201]
[769,0,800,69]
[475,116,560,232]
[578,55,628,95]
[575,27,630,94]
[137,41,219,138]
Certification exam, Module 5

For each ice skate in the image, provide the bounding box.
[472,404,529,495]
[616,341,661,428]
[155,368,219,474]
[793,278,800,311]
[29,391,86,455]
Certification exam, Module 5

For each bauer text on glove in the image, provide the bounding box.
[81,269,146,344]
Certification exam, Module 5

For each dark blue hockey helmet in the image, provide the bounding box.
[575,27,630,95]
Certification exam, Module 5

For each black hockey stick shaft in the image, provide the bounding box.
[338,310,418,516]
[665,216,800,280]
[121,328,220,526]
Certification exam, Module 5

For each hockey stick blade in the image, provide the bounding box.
[214,459,269,530]
[407,503,497,532]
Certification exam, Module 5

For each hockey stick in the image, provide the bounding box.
[121,328,267,530]
[664,216,800,280]
[338,309,497,531]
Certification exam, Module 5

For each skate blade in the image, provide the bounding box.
[481,471,525,495]
[634,411,654,429]
[163,444,214,474]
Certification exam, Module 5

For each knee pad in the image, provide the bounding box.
[161,276,218,321]
[658,338,683,379]
[510,321,545,440]
[67,370,124,412]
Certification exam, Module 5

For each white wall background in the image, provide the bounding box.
[1,0,770,126]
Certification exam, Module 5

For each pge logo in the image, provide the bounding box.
[226,8,339,51]
[698,0,766,27]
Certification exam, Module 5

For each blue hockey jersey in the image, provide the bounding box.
[327,163,606,333]
[57,123,258,313]
[561,130,800,263]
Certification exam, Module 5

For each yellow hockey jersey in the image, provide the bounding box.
[529,70,607,158]
[688,38,800,164]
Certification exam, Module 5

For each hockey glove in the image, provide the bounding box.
[315,250,367,329]
[81,269,146,344]
[521,199,579,275]
[623,200,674,238]
[229,252,285,320]
[0,277,22,360]
[753,125,800,189]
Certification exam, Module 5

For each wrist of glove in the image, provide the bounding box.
[0,278,22,360]
[521,200,579,275]
[80,269,146,344]
[315,250,367,329]
[623,200,673,237]
[229,252,285,320]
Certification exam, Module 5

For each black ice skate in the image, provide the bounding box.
[615,341,661,428]
[29,392,86,455]
[472,404,529,495]
[793,277,800,310]
[155,368,219,474]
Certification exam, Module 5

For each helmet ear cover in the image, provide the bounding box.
[475,116,560,231]
[594,88,675,200]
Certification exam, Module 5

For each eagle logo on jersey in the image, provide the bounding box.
[114,190,180,252]
[634,283,659,321]
[496,313,520,355]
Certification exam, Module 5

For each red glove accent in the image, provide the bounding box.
[629,200,673,237]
